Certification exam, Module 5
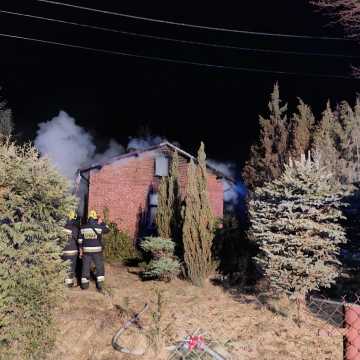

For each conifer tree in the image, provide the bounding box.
[312,102,341,185]
[156,151,182,244]
[156,176,172,238]
[0,140,77,359]
[335,100,360,185]
[0,88,14,139]
[182,143,215,286]
[312,100,360,187]
[242,83,289,190]
[168,151,182,252]
[316,100,360,265]
[289,99,315,160]
[243,85,321,191]
[248,154,347,297]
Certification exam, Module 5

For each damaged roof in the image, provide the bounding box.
[79,141,235,183]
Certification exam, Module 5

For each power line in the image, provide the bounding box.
[34,0,351,42]
[1,9,358,59]
[0,31,356,80]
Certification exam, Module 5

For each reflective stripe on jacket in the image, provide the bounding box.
[79,219,110,252]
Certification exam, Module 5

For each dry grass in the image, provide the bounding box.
[50,263,343,360]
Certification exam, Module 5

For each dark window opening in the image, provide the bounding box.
[147,191,158,231]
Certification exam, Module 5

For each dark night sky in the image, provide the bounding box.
[0,0,359,169]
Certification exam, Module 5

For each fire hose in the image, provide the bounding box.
[112,303,149,355]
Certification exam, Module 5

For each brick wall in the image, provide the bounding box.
[207,173,224,218]
[88,149,224,239]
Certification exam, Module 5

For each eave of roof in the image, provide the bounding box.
[79,141,235,183]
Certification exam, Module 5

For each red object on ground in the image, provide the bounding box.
[345,304,360,360]
[188,336,205,351]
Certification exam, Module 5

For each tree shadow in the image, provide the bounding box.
[212,213,259,290]
[130,186,158,272]
[319,184,360,300]
[135,185,157,243]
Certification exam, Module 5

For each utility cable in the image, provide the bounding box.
[34,0,351,41]
[0,9,358,59]
[0,31,356,80]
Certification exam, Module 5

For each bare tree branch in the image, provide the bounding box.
[312,0,360,38]
[311,1,360,77]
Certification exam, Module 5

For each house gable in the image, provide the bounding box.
[82,142,224,239]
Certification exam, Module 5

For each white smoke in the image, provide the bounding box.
[92,139,125,164]
[35,111,245,215]
[127,135,168,151]
[207,159,235,179]
[35,110,124,179]
[207,159,244,205]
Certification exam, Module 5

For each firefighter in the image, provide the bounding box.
[62,210,80,287]
[79,209,109,291]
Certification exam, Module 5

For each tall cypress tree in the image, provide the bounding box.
[182,143,215,286]
[168,151,182,254]
[156,176,172,238]
[155,151,182,243]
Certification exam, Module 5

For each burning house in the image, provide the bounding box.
[78,142,232,240]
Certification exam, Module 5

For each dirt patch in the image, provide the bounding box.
[51,263,343,359]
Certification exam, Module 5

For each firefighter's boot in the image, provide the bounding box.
[96,275,104,292]
[81,277,90,290]
[65,277,75,288]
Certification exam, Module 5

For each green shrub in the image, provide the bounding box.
[140,237,180,281]
[102,209,139,262]
[142,257,180,282]
[0,140,77,359]
[140,236,175,258]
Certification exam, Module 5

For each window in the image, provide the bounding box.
[148,206,157,230]
[155,156,169,176]
[147,191,158,230]
[149,192,158,206]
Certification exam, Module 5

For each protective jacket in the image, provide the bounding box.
[79,218,110,253]
[62,219,79,286]
[63,219,80,256]
[79,218,110,290]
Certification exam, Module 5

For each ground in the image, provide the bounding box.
[51,263,343,360]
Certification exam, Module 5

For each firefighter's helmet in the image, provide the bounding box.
[88,210,98,220]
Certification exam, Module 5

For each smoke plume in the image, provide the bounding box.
[92,139,125,164]
[207,159,246,206]
[35,111,124,179]
[127,135,168,151]
[35,111,245,216]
